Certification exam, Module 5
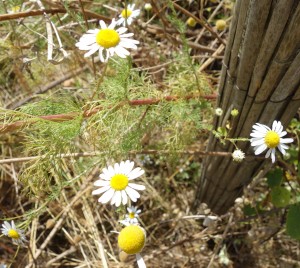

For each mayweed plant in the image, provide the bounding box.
[76,19,139,62]
[250,121,293,163]
[1,221,27,247]
[117,4,140,26]
[93,160,147,267]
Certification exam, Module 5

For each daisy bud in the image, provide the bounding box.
[215,108,223,116]
[216,19,226,31]
[232,149,245,162]
[144,3,152,11]
[186,17,197,27]
[231,108,239,117]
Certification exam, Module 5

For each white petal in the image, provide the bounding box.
[136,254,146,268]
[250,137,264,142]
[123,160,135,175]
[265,148,272,159]
[115,46,130,58]
[98,188,115,204]
[278,144,286,155]
[107,165,115,177]
[271,149,276,163]
[94,180,110,187]
[280,144,289,150]
[110,191,118,205]
[122,190,128,205]
[108,19,117,29]
[128,183,146,191]
[4,221,11,229]
[250,132,264,138]
[115,191,122,207]
[84,44,99,57]
[272,120,278,131]
[280,138,293,144]
[252,124,268,132]
[117,18,125,25]
[114,162,120,174]
[86,29,99,34]
[279,131,287,137]
[99,20,107,29]
[101,167,110,176]
[92,185,110,195]
[129,168,145,180]
[99,173,110,180]
[120,33,134,38]
[117,27,128,34]
[251,138,265,147]
[125,187,140,202]
[254,144,267,155]
[119,40,138,49]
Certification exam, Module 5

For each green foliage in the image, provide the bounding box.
[243,204,257,216]
[271,186,291,208]
[266,168,283,188]
[286,203,300,240]
[20,96,80,116]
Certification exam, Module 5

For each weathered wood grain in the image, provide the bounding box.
[194,0,300,214]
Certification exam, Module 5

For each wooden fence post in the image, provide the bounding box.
[194,0,300,214]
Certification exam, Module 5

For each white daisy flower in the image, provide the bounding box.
[117,4,140,26]
[215,107,223,116]
[250,120,294,163]
[125,206,141,224]
[232,149,245,162]
[1,220,27,246]
[92,160,146,207]
[75,19,139,62]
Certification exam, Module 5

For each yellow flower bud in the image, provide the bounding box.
[216,19,226,31]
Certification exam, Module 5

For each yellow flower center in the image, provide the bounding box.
[118,225,146,254]
[8,229,20,239]
[110,174,129,191]
[96,29,120,49]
[121,8,133,18]
[265,131,280,148]
[129,212,135,219]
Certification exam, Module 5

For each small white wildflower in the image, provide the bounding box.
[124,206,141,224]
[117,4,140,26]
[92,160,145,207]
[1,220,27,246]
[215,108,223,116]
[250,120,293,163]
[232,149,245,162]
[75,19,139,62]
